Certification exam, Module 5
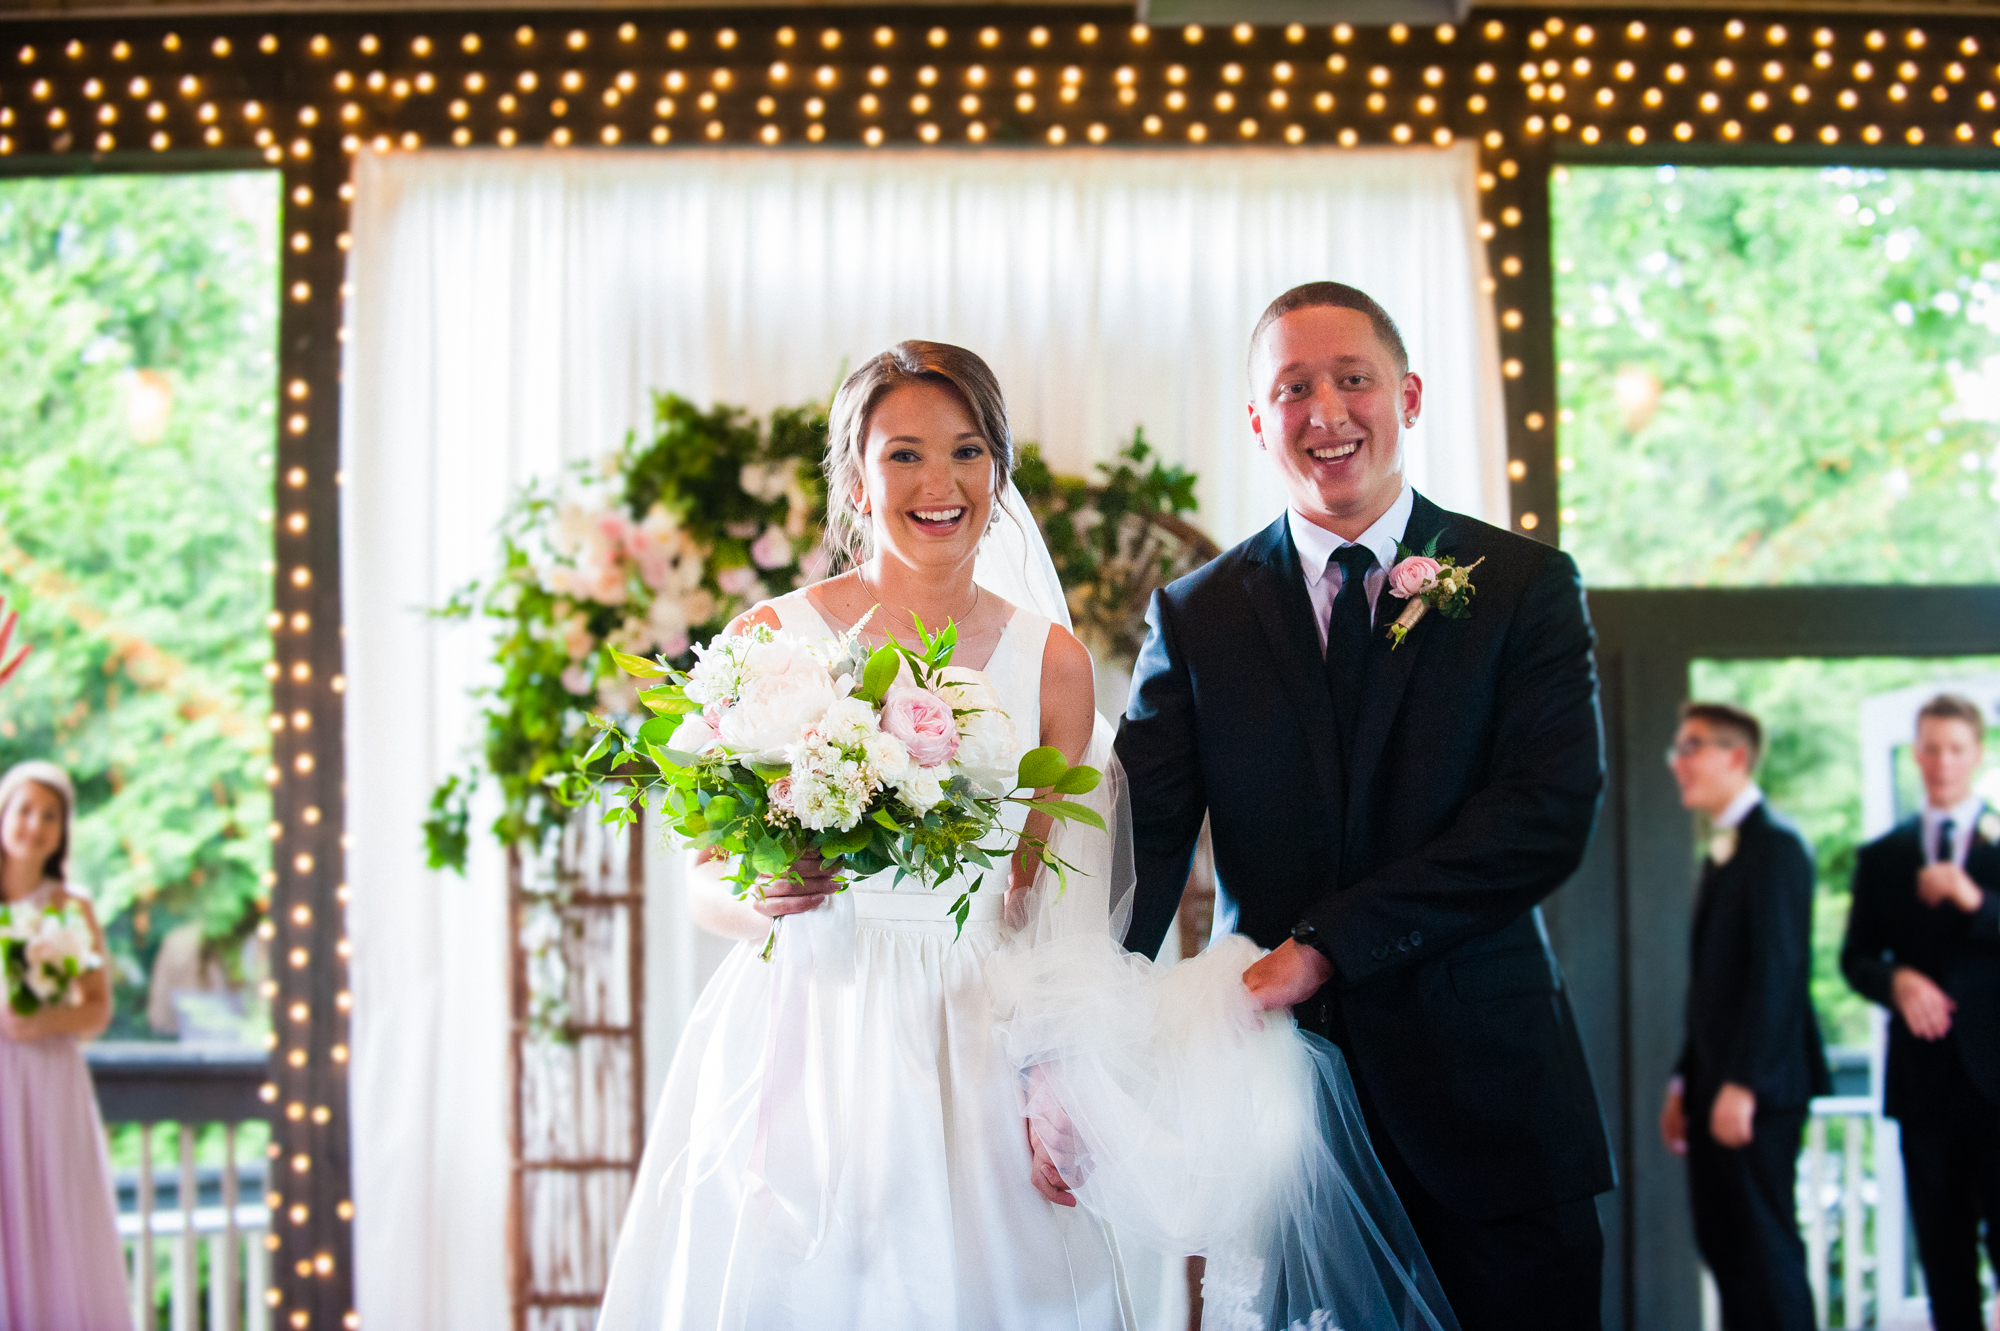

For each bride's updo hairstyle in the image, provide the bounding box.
[822,340,1015,565]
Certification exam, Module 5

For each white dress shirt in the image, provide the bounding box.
[1922,794,1985,867]
[1714,783,1764,831]
[1289,484,1416,655]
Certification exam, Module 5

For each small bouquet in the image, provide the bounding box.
[0,899,102,1016]
[1384,534,1484,650]
[563,614,1104,954]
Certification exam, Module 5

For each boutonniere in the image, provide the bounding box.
[1979,811,2000,845]
[1708,828,1739,866]
[1384,534,1484,650]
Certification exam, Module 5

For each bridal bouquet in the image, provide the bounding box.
[567,615,1103,952]
[0,900,102,1015]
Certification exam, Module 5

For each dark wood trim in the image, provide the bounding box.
[86,1043,273,1124]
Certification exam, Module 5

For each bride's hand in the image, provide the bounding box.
[1025,1121,1077,1208]
[752,850,843,919]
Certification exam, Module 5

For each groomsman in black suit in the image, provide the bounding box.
[1842,692,2000,1331]
[1118,282,1614,1330]
[1659,702,1828,1331]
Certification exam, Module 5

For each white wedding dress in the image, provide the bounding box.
[600,488,1458,1331]
[597,589,1137,1331]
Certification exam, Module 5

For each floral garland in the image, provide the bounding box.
[424,393,829,875]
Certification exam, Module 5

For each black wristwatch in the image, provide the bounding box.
[1291,918,1336,964]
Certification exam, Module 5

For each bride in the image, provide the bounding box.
[597,341,1456,1331]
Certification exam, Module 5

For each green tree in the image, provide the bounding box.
[0,172,278,1039]
[1555,165,2000,587]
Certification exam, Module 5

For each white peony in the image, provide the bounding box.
[895,766,948,813]
[719,667,840,760]
[938,672,1019,795]
[744,633,824,681]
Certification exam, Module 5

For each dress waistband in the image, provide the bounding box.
[849,888,1005,923]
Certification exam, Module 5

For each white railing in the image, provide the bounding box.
[1701,1092,1934,1330]
[118,1122,271,1331]
[88,1043,273,1331]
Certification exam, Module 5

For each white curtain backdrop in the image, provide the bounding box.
[340,143,1503,1330]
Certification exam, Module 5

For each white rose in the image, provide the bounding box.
[719,667,840,760]
[863,730,912,783]
[938,672,1018,795]
[895,766,947,813]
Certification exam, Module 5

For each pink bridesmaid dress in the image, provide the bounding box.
[0,882,132,1330]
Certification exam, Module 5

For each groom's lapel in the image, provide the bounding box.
[1241,517,1344,816]
[1344,493,1450,851]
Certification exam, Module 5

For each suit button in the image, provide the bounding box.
[1410,931,1422,947]
[1372,947,1387,961]
[1397,938,1410,953]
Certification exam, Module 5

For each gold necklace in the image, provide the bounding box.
[858,567,978,637]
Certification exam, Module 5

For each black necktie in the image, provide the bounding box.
[1324,543,1378,754]
[1938,817,1957,865]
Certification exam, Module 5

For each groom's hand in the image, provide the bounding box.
[1243,938,1335,1010]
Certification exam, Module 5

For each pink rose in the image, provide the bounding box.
[768,776,795,813]
[1387,555,1442,600]
[879,685,960,768]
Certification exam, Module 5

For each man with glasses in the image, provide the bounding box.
[1660,702,1827,1331]
[1843,692,2000,1331]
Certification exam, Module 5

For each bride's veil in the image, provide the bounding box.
[978,481,1460,1331]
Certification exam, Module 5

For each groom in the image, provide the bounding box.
[1117,282,1616,1329]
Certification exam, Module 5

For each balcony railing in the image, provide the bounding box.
[87,1042,274,1331]
[1700,1039,1936,1331]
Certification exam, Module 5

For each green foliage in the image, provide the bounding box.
[1692,658,2000,1049]
[1014,429,1211,665]
[1555,165,2000,587]
[0,172,278,1039]
[425,392,829,872]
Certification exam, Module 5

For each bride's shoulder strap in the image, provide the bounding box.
[758,588,832,639]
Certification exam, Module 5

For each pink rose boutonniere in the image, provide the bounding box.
[1384,535,1485,650]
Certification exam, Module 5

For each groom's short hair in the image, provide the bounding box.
[1679,701,1763,768]
[1251,282,1409,373]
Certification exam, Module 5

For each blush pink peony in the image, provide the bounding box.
[1387,555,1442,600]
[880,685,961,768]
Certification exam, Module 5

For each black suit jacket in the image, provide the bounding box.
[1840,808,2000,1119]
[1677,802,1831,1115]
[1115,491,1615,1221]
